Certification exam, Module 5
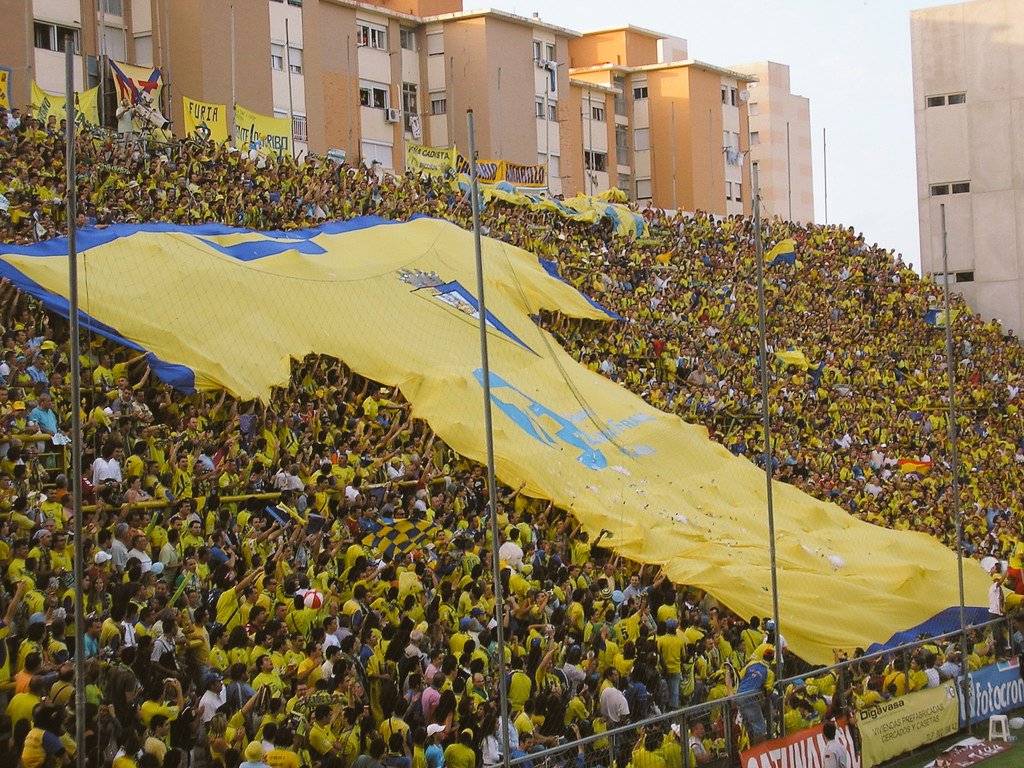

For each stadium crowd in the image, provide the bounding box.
[0,108,1018,768]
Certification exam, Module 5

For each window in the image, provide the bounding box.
[400,27,416,51]
[951,182,970,194]
[401,83,418,131]
[545,43,556,62]
[729,86,738,106]
[721,85,729,104]
[725,181,733,200]
[948,92,966,105]
[750,130,760,146]
[930,184,950,196]
[613,76,626,115]
[292,114,307,143]
[357,23,387,50]
[271,43,284,71]
[288,0,302,5]
[548,103,557,121]
[748,102,759,116]
[636,178,652,199]
[361,140,394,169]
[591,103,605,122]
[430,92,447,115]
[288,46,303,74]
[535,99,544,119]
[955,271,974,282]
[615,124,628,156]
[584,150,608,172]
[34,22,80,53]
[926,95,946,107]
[427,32,444,56]
[634,127,650,151]
[533,40,542,61]
[618,173,631,197]
[101,0,123,15]
[633,85,649,100]
[734,182,742,202]
[359,83,389,110]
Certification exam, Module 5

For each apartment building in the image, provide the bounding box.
[569,26,754,215]
[730,61,813,224]
[3,1,813,219]
[911,0,1024,335]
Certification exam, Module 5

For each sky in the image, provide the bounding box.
[516,0,943,270]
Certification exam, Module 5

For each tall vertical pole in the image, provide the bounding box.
[65,40,86,768]
[162,0,172,124]
[230,4,237,135]
[753,163,784,728]
[448,56,455,148]
[822,127,828,225]
[941,204,971,728]
[285,19,295,155]
[544,79,551,193]
[586,87,594,196]
[346,36,353,156]
[671,101,678,210]
[467,110,511,768]
[786,121,792,221]
[497,67,503,159]
[708,109,715,210]
[98,0,107,128]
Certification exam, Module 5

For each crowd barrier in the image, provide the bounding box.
[507,616,1022,768]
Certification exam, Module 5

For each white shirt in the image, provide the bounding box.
[990,580,1004,615]
[200,688,227,724]
[822,738,850,768]
[599,686,630,724]
[92,456,123,486]
[127,547,153,573]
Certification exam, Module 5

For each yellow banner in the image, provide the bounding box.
[0,68,10,111]
[31,82,100,127]
[182,96,228,144]
[234,103,292,158]
[0,219,992,665]
[859,681,960,767]
[405,143,455,176]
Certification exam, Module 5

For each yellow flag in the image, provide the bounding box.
[31,81,99,126]
[234,103,291,158]
[182,96,228,144]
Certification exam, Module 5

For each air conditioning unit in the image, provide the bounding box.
[385,108,401,123]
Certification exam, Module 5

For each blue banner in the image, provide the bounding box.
[962,657,1024,725]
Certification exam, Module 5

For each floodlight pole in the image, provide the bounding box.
[941,203,971,729]
[753,163,784,732]
[467,110,511,768]
[65,40,86,768]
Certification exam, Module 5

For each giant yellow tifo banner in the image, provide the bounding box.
[234,104,291,158]
[405,143,455,176]
[182,96,228,144]
[0,218,992,664]
[31,81,99,126]
[858,680,960,767]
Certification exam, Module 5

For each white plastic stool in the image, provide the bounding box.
[989,714,1010,742]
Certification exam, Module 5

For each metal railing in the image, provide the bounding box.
[507,614,1016,768]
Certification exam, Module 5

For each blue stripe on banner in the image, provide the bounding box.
[865,605,990,656]
[538,258,622,320]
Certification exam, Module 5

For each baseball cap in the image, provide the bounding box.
[202,671,223,688]
[94,550,113,565]
[666,619,678,630]
[244,742,264,762]
[427,724,445,737]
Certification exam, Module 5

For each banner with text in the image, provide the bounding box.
[31,82,99,126]
[0,67,10,111]
[405,143,455,176]
[182,96,229,144]
[859,681,959,768]
[963,657,1024,725]
[234,104,292,158]
[740,718,860,768]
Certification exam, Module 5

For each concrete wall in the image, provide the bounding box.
[911,0,1024,334]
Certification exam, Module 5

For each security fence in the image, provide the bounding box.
[506,614,1019,768]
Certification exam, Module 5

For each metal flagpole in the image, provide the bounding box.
[467,109,511,768]
[162,0,172,124]
[65,39,86,768]
[230,4,237,135]
[285,19,295,155]
[98,0,107,128]
[822,127,828,225]
[753,163,784,730]
[940,203,971,728]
